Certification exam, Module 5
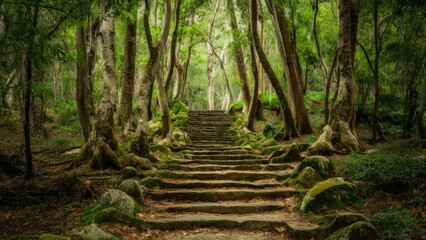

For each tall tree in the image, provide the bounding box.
[250,0,299,140]
[23,0,40,179]
[75,0,95,142]
[0,0,5,41]
[246,33,259,131]
[227,0,250,114]
[173,39,192,102]
[164,0,182,94]
[119,0,138,134]
[265,0,313,135]
[132,0,171,154]
[72,0,120,169]
[308,0,361,155]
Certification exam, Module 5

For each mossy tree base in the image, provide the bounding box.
[308,122,360,156]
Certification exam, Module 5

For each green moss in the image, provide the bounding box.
[184,154,193,159]
[291,155,334,179]
[316,213,368,237]
[121,153,152,170]
[139,177,163,189]
[261,145,283,155]
[271,145,301,163]
[300,178,358,213]
[242,145,253,150]
[39,234,70,240]
[121,166,138,179]
[226,100,244,115]
[149,143,171,155]
[286,166,323,189]
[170,101,189,114]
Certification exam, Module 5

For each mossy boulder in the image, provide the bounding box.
[74,223,118,240]
[287,166,323,189]
[39,234,70,240]
[80,190,141,225]
[300,177,357,213]
[172,112,189,129]
[261,138,279,147]
[294,155,334,179]
[261,145,284,155]
[139,177,163,189]
[121,166,138,179]
[172,128,190,144]
[316,213,369,237]
[325,222,381,240]
[270,144,301,163]
[119,180,145,202]
[121,153,152,170]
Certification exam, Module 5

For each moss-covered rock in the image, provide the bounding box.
[39,234,70,240]
[261,145,284,155]
[261,138,279,147]
[300,177,357,213]
[80,190,141,225]
[316,213,369,237]
[121,153,152,170]
[183,153,193,159]
[294,155,334,179]
[119,180,145,202]
[148,121,163,137]
[139,177,163,189]
[172,128,190,144]
[74,223,118,240]
[325,222,381,240]
[121,166,138,179]
[288,166,323,189]
[270,144,301,163]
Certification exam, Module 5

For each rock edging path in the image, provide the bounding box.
[142,110,318,239]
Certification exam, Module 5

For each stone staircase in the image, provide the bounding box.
[142,111,317,239]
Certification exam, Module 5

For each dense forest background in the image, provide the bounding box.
[0,0,425,239]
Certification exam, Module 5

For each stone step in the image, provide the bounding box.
[160,179,283,189]
[181,149,251,155]
[177,144,240,150]
[177,163,293,172]
[189,154,264,160]
[176,159,270,165]
[156,202,287,214]
[189,136,234,140]
[148,188,298,202]
[161,230,284,240]
[142,214,307,232]
[168,170,291,181]
[190,140,236,145]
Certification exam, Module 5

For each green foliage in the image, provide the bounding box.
[226,100,243,115]
[336,148,426,194]
[52,136,84,148]
[51,100,78,126]
[170,101,189,115]
[372,206,426,240]
[260,93,280,110]
[261,121,281,139]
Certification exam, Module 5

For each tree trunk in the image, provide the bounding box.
[207,43,215,110]
[132,0,171,153]
[265,0,313,135]
[250,0,299,140]
[324,49,338,125]
[76,26,94,142]
[155,70,172,138]
[23,0,40,179]
[164,0,182,93]
[371,0,380,143]
[246,34,259,131]
[256,3,264,99]
[72,1,120,170]
[173,40,191,102]
[228,0,251,114]
[308,0,361,155]
[119,7,137,135]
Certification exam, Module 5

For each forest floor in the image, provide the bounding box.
[0,107,424,239]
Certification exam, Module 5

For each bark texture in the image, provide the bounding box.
[228,0,251,114]
[308,0,361,155]
[250,0,299,140]
[266,0,313,134]
[72,1,120,170]
[173,40,191,102]
[119,7,137,134]
[132,0,171,154]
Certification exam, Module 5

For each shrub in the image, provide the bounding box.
[336,148,425,195]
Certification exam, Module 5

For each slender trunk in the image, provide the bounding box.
[164,0,182,93]
[76,26,93,142]
[324,49,338,124]
[250,0,298,140]
[173,41,192,102]
[119,10,137,134]
[371,0,380,143]
[228,0,250,114]
[132,0,171,152]
[246,35,259,131]
[207,43,215,110]
[155,71,172,138]
[23,0,40,179]
[266,0,313,134]
[257,3,264,98]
